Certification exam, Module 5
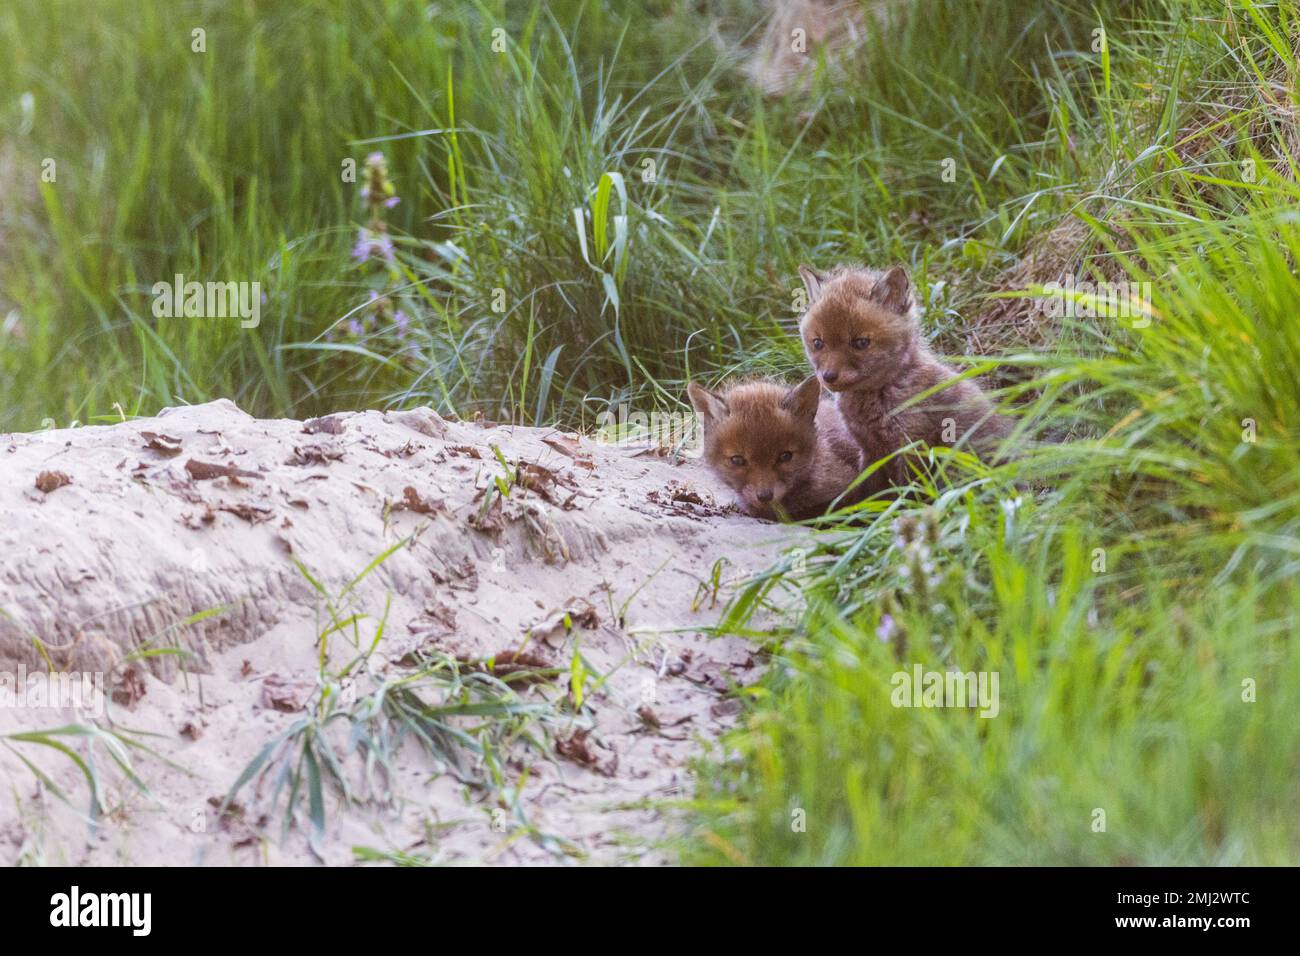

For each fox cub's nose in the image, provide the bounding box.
[756,489,774,502]
[820,369,839,384]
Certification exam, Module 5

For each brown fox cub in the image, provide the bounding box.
[798,263,1011,490]
[688,375,860,521]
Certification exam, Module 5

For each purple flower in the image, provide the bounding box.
[876,614,897,643]
[383,196,400,209]
[394,310,410,338]
[347,317,364,336]
[351,232,371,262]
[352,229,395,263]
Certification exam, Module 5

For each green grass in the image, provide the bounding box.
[0,0,1106,430]
[221,550,572,858]
[3,0,1299,865]
[683,0,1300,864]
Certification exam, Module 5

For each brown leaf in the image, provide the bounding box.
[457,648,556,684]
[141,431,184,457]
[181,508,216,530]
[542,434,589,461]
[629,444,671,459]
[208,796,260,847]
[34,471,71,494]
[261,673,316,712]
[516,460,581,505]
[421,598,458,632]
[401,486,445,515]
[430,556,478,591]
[112,666,147,708]
[219,502,274,524]
[555,728,618,776]
[646,481,722,518]
[186,458,262,481]
[286,442,344,466]
[516,463,557,501]
[379,439,419,459]
[467,494,507,536]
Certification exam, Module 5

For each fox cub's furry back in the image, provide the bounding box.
[797,263,1012,490]
[688,376,859,521]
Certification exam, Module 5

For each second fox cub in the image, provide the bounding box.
[688,375,859,521]
[798,263,1011,489]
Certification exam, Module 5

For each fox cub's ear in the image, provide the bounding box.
[797,264,826,306]
[687,382,729,423]
[867,265,912,314]
[779,374,821,421]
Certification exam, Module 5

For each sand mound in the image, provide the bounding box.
[0,400,811,864]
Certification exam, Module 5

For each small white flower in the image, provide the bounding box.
[876,614,897,643]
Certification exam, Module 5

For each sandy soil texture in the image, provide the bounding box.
[0,400,809,864]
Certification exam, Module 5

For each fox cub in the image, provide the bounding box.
[688,375,860,521]
[798,263,1011,490]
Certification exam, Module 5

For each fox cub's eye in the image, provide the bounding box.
[729,455,747,467]
[777,451,793,463]
[851,336,871,350]
[811,337,824,351]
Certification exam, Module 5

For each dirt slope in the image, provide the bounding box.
[0,400,809,864]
